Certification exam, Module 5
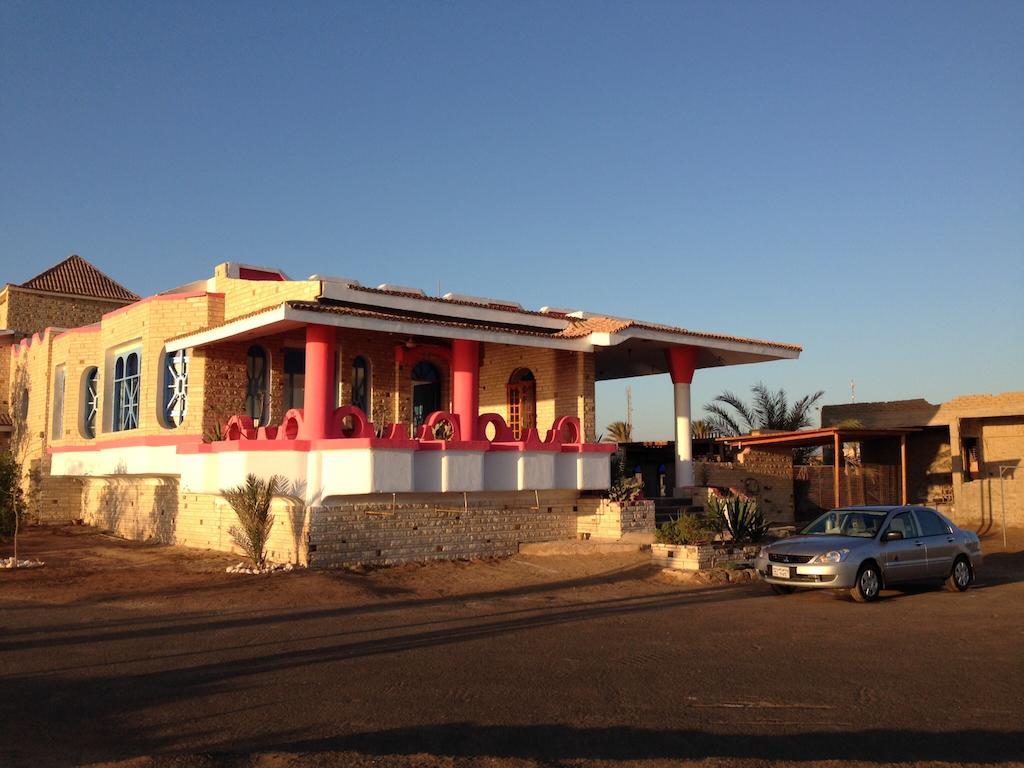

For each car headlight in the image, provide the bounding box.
[811,549,850,564]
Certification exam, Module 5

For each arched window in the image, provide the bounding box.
[245,345,269,425]
[113,351,140,431]
[506,368,536,439]
[352,356,370,414]
[163,350,189,427]
[411,360,441,429]
[51,364,66,439]
[82,367,99,439]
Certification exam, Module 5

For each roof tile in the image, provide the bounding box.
[18,255,139,302]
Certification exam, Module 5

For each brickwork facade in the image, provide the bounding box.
[0,286,130,336]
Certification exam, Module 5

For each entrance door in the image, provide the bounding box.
[412,360,442,430]
[506,368,536,439]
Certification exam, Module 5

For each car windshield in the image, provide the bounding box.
[800,509,888,538]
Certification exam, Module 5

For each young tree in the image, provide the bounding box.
[0,451,25,564]
[223,474,281,570]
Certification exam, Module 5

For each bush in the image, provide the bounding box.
[223,474,281,569]
[706,492,770,543]
[0,451,25,538]
[655,513,715,545]
[608,475,643,503]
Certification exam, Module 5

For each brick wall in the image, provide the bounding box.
[576,498,654,539]
[0,286,130,335]
[479,343,596,440]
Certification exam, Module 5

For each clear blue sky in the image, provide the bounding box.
[2,1,1021,439]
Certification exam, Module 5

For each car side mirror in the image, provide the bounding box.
[883,530,904,542]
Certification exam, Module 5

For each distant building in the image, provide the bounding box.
[822,394,1024,529]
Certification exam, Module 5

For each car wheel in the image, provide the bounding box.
[770,584,795,595]
[945,556,973,592]
[851,563,881,603]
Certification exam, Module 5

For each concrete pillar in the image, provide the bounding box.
[665,346,699,495]
[303,324,335,440]
[452,339,480,441]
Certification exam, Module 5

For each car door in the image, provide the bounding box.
[915,507,957,578]
[880,510,929,583]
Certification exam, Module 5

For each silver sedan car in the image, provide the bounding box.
[755,505,983,602]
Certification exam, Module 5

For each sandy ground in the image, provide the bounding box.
[1,525,1023,768]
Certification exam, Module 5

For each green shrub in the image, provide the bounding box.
[655,513,714,545]
[223,474,281,569]
[706,492,770,544]
[0,451,25,538]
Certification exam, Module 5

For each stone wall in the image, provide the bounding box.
[576,498,654,540]
[307,493,583,567]
[694,458,795,523]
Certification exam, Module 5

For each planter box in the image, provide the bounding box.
[652,542,759,571]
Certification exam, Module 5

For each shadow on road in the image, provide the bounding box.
[266,722,1024,764]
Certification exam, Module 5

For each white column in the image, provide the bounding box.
[674,381,693,491]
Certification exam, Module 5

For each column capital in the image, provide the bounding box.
[665,346,698,384]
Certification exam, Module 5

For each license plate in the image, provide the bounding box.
[771,565,791,579]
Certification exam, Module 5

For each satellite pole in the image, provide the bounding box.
[850,379,856,403]
[626,385,633,432]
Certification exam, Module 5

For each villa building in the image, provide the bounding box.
[4,255,801,566]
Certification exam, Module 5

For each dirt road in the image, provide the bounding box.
[1,527,1022,768]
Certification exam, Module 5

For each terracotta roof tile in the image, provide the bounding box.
[18,255,139,302]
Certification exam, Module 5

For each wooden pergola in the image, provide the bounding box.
[719,427,919,507]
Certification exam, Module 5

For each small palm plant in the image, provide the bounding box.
[223,474,281,569]
[706,490,770,544]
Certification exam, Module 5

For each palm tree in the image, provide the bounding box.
[690,419,717,439]
[703,383,824,437]
[603,421,633,443]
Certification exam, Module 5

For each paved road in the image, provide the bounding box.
[1,532,1023,767]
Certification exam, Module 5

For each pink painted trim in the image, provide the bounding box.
[487,442,561,453]
[54,325,101,341]
[239,267,285,281]
[49,434,203,453]
[312,437,420,450]
[209,439,311,452]
[417,440,491,452]
[101,292,225,321]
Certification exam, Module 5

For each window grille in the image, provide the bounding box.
[164,350,189,427]
[113,351,140,432]
[83,367,98,438]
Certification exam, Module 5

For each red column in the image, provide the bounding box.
[452,339,480,441]
[303,324,335,440]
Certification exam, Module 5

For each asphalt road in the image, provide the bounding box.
[1,529,1023,768]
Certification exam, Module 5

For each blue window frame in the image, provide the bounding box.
[113,350,140,432]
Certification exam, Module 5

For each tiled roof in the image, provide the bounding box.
[288,301,563,338]
[18,255,139,302]
[167,298,802,353]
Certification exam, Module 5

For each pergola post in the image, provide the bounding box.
[303,324,336,440]
[900,434,908,505]
[833,431,841,509]
[452,339,480,441]
[665,346,698,495]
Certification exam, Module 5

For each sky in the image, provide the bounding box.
[1,1,1021,440]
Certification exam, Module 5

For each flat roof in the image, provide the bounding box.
[718,427,919,449]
